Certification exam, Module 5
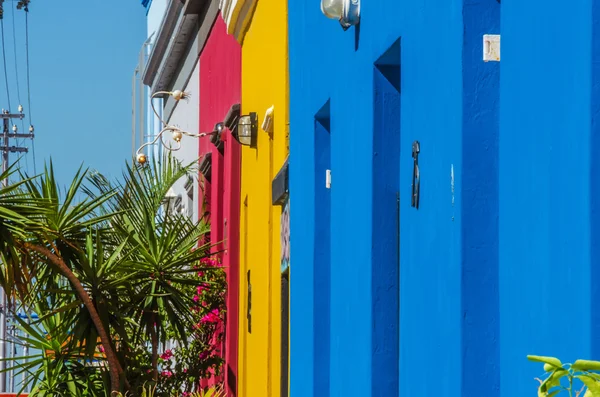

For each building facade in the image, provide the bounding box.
[138,1,245,395]
[498,1,600,395]
[288,1,495,397]
[198,4,242,395]
[288,1,600,397]
[142,0,208,221]
[135,1,600,397]
[219,0,290,396]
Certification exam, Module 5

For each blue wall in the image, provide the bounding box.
[371,45,400,397]
[500,0,600,396]
[290,0,600,396]
[288,0,473,396]
[314,105,331,396]
[461,1,500,396]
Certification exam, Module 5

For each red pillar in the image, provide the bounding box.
[199,15,241,396]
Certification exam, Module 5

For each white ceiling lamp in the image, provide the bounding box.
[321,0,360,30]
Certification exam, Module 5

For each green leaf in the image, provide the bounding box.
[537,369,566,397]
[577,375,600,397]
[573,360,600,371]
[584,372,600,382]
[528,355,563,368]
[547,369,568,389]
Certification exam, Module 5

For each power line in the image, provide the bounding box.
[23,4,29,120]
[11,5,27,173]
[0,18,11,112]
[10,6,19,106]
[23,4,34,174]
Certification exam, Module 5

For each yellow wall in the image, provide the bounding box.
[238,0,288,396]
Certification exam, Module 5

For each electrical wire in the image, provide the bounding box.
[11,4,27,173]
[0,18,11,112]
[10,6,19,107]
[24,5,34,174]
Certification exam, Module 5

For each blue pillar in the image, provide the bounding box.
[461,1,500,397]
[499,1,594,395]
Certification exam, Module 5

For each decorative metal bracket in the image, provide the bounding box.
[411,140,420,209]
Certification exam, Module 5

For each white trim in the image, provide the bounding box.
[219,0,257,43]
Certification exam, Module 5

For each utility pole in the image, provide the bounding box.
[0,107,32,393]
[1,108,29,177]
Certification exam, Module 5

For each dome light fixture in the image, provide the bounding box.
[136,153,147,165]
[172,130,183,142]
[321,0,360,30]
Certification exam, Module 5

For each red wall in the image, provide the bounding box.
[199,15,241,397]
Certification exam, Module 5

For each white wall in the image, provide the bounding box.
[147,0,168,37]
[146,0,168,162]
[165,61,200,222]
[143,0,200,223]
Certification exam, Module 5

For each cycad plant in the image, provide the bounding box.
[0,155,223,396]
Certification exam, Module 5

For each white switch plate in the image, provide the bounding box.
[326,169,331,189]
[483,34,500,62]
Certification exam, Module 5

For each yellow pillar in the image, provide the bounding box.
[233,0,289,396]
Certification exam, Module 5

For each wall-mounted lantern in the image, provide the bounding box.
[135,95,260,164]
[321,0,360,30]
[233,113,258,147]
[223,103,258,148]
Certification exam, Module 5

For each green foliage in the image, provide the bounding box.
[0,154,225,396]
[528,355,600,397]
[185,384,225,397]
[153,257,226,395]
[114,383,226,397]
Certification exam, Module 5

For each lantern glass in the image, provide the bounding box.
[237,114,255,146]
[321,0,343,19]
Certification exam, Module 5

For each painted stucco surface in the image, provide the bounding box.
[237,0,289,396]
[288,1,501,397]
[199,14,242,397]
[166,61,200,221]
[499,1,600,396]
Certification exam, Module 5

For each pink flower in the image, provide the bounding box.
[200,309,221,324]
[161,370,173,377]
[199,351,209,360]
[193,295,200,303]
[200,257,220,267]
[160,350,173,360]
[98,346,105,353]
[198,271,205,277]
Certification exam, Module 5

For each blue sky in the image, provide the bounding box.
[2,0,146,186]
